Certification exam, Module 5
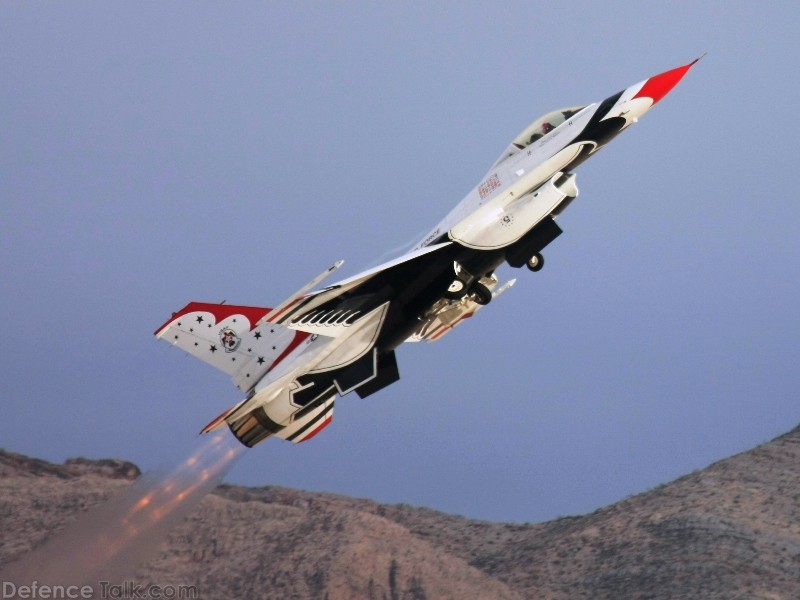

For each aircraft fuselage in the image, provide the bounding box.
[156,59,700,447]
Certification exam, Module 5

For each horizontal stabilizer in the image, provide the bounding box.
[200,398,248,434]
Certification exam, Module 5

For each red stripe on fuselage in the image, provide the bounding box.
[298,414,333,442]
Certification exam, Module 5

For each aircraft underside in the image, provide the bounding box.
[247,216,565,434]
[155,59,700,448]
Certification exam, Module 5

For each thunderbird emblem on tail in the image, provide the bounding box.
[156,59,700,447]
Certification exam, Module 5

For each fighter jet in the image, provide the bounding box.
[156,59,699,447]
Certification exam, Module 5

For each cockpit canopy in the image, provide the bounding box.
[490,105,587,169]
[511,106,586,149]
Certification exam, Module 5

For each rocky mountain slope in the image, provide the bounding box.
[2,425,799,599]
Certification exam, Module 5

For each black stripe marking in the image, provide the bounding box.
[277,295,318,325]
[287,401,334,442]
[252,408,284,435]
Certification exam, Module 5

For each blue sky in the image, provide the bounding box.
[2,2,798,523]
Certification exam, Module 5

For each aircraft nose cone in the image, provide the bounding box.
[633,57,702,105]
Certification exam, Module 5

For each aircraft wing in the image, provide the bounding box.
[155,241,457,389]
[267,241,458,336]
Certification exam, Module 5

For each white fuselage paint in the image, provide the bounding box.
[449,172,578,250]
[250,107,604,426]
[413,103,597,252]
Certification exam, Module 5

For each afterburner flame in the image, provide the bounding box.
[0,431,246,591]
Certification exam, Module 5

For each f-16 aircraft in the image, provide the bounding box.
[156,59,699,447]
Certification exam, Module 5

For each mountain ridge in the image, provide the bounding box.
[2,424,799,598]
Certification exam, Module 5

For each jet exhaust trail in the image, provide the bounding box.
[1,432,245,594]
